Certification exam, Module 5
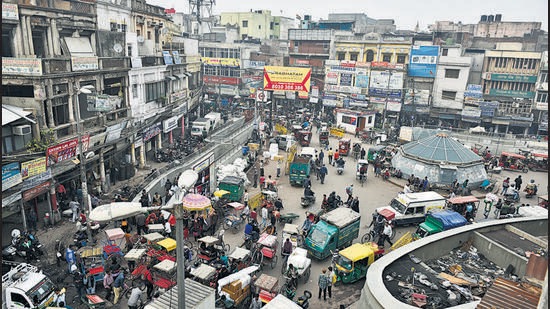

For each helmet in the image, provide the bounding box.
[11,229,21,239]
[70,264,78,273]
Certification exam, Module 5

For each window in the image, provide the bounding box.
[540,72,548,84]
[242,20,248,28]
[10,293,30,308]
[382,54,391,62]
[368,116,373,124]
[147,31,151,40]
[366,50,374,62]
[127,45,132,57]
[396,54,406,64]
[415,207,425,214]
[145,82,165,102]
[445,69,460,79]
[442,90,457,100]
[537,92,548,103]
[110,22,118,32]
[337,53,345,60]
[2,28,14,57]
[442,48,448,56]
[322,42,329,50]
[136,29,141,37]
[258,25,261,29]
[341,116,357,125]
[132,84,138,98]
[350,53,358,61]
[270,22,274,30]
[32,30,48,58]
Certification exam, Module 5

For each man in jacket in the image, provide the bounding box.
[319,164,328,184]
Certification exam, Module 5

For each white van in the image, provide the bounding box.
[375,191,446,227]
[299,147,317,160]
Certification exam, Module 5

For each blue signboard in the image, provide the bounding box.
[355,75,369,88]
[2,162,22,191]
[408,46,439,78]
[162,51,173,65]
[369,88,402,98]
[172,51,181,64]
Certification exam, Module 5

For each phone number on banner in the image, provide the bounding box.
[270,84,306,91]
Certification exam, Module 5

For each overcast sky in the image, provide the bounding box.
[147,0,548,31]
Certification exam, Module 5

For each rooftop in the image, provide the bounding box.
[401,133,483,164]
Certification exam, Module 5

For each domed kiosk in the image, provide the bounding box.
[391,133,487,186]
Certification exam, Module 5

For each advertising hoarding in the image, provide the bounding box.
[2,163,22,192]
[162,51,173,65]
[202,57,240,67]
[71,56,99,71]
[46,136,90,167]
[263,66,311,92]
[2,58,43,75]
[142,122,162,142]
[21,157,47,180]
[408,45,439,78]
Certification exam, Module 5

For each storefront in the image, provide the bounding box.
[192,153,214,195]
[141,122,162,162]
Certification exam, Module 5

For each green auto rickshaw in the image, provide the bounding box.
[367,145,386,163]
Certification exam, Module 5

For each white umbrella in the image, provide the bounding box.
[88,202,143,222]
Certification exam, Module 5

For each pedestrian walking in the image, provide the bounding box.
[318,268,329,301]
[69,199,80,223]
[501,177,510,195]
[250,294,262,309]
[355,126,360,138]
[261,206,268,228]
[152,192,162,206]
[319,149,325,164]
[378,221,394,248]
[514,175,523,192]
[360,148,366,160]
[332,150,340,166]
[27,208,37,232]
[135,213,146,235]
[103,269,114,301]
[243,190,249,207]
[345,184,354,205]
[142,265,155,300]
[350,196,359,213]
[276,159,282,178]
[112,269,125,304]
[72,269,86,301]
[253,168,258,188]
[421,177,429,192]
[319,164,328,184]
[260,160,265,177]
[328,148,334,165]
[327,266,336,299]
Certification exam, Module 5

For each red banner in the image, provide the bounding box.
[23,180,51,201]
[202,76,240,85]
[46,135,90,167]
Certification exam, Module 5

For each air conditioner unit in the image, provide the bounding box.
[12,125,31,136]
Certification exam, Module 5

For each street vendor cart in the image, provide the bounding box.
[228,246,253,271]
[254,274,279,304]
[282,247,311,284]
[103,228,125,260]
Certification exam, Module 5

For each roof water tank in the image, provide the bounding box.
[488,15,494,22]
[480,15,488,22]
[495,14,502,22]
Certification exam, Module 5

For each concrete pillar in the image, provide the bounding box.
[139,145,146,168]
[13,21,23,57]
[524,127,529,136]
[130,143,136,165]
[99,149,106,191]
[46,20,54,57]
[51,19,61,55]
[26,16,34,55]
[157,133,162,149]
[68,83,76,123]
[169,131,173,144]
[49,184,57,211]
[181,117,185,137]
[45,83,56,128]
[20,199,28,232]
[494,124,499,133]
[20,17,29,55]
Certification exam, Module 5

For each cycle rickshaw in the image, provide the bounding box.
[252,233,279,269]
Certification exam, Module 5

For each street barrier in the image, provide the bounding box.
[329,127,345,138]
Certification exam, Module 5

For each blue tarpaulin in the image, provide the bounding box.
[430,210,468,230]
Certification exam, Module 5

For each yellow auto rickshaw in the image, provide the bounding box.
[334,242,383,284]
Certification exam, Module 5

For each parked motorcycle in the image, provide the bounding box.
[2,229,44,262]
[301,195,315,208]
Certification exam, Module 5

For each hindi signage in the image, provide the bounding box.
[2,163,22,192]
[22,169,52,191]
[71,56,99,71]
[263,66,311,92]
[46,136,90,167]
[142,122,162,142]
[21,157,47,180]
[23,180,51,201]
[2,58,42,75]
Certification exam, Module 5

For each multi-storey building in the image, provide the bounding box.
[431,45,473,127]
[481,49,542,134]
[534,51,548,134]
[2,0,131,228]
[219,10,294,40]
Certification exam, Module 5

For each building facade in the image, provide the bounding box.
[219,10,293,40]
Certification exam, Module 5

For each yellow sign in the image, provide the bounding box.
[329,127,345,138]
[21,157,47,180]
[275,123,287,135]
[263,66,311,92]
[248,192,264,210]
[201,57,240,67]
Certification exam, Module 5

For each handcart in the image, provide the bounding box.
[223,202,246,233]
[281,223,302,252]
[254,274,279,304]
[252,233,279,269]
[190,262,218,287]
[80,294,106,309]
[103,228,125,260]
[152,259,177,291]
[227,246,253,272]
[282,247,311,284]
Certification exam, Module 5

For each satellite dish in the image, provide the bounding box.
[137,36,144,43]
[113,43,123,53]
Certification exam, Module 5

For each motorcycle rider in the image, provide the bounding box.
[304,186,315,200]
[327,191,337,210]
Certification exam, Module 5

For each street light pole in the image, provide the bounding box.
[174,170,199,309]
[74,85,95,243]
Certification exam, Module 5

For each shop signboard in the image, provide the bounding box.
[163,115,180,133]
[202,57,240,67]
[2,162,22,192]
[23,180,51,202]
[2,3,18,20]
[87,94,120,112]
[105,121,128,144]
[172,51,182,64]
[263,66,311,92]
[46,135,90,167]
[408,45,439,78]
[2,58,43,75]
[355,72,369,88]
[369,71,404,90]
[71,56,99,71]
[22,169,52,191]
[339,73,353,87]
[487,89,535,98]
[162,51,173,65]
[462,107,482,118]
[21,157,47,180]
[2,192,21,208]
[142,122,162,142]
[193,154,213,173]
[479,101,499,117]
[203,76,239,85]
[326,72,339,85]
[242,60,265,69]
[464,84,483,99]
[483,73,537,83]
[404,89,430,105]
[325,84,361,94]
[311,86,319,98]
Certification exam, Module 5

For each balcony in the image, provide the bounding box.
[99,57,130,71]
[18,0,95,15]
[141,56,164,67]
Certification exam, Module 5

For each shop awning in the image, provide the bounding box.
[176,74,186,79]
[2,105,34,125]
[165,75,177,81]
[439,114,458,120]
[184,72,192,77]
